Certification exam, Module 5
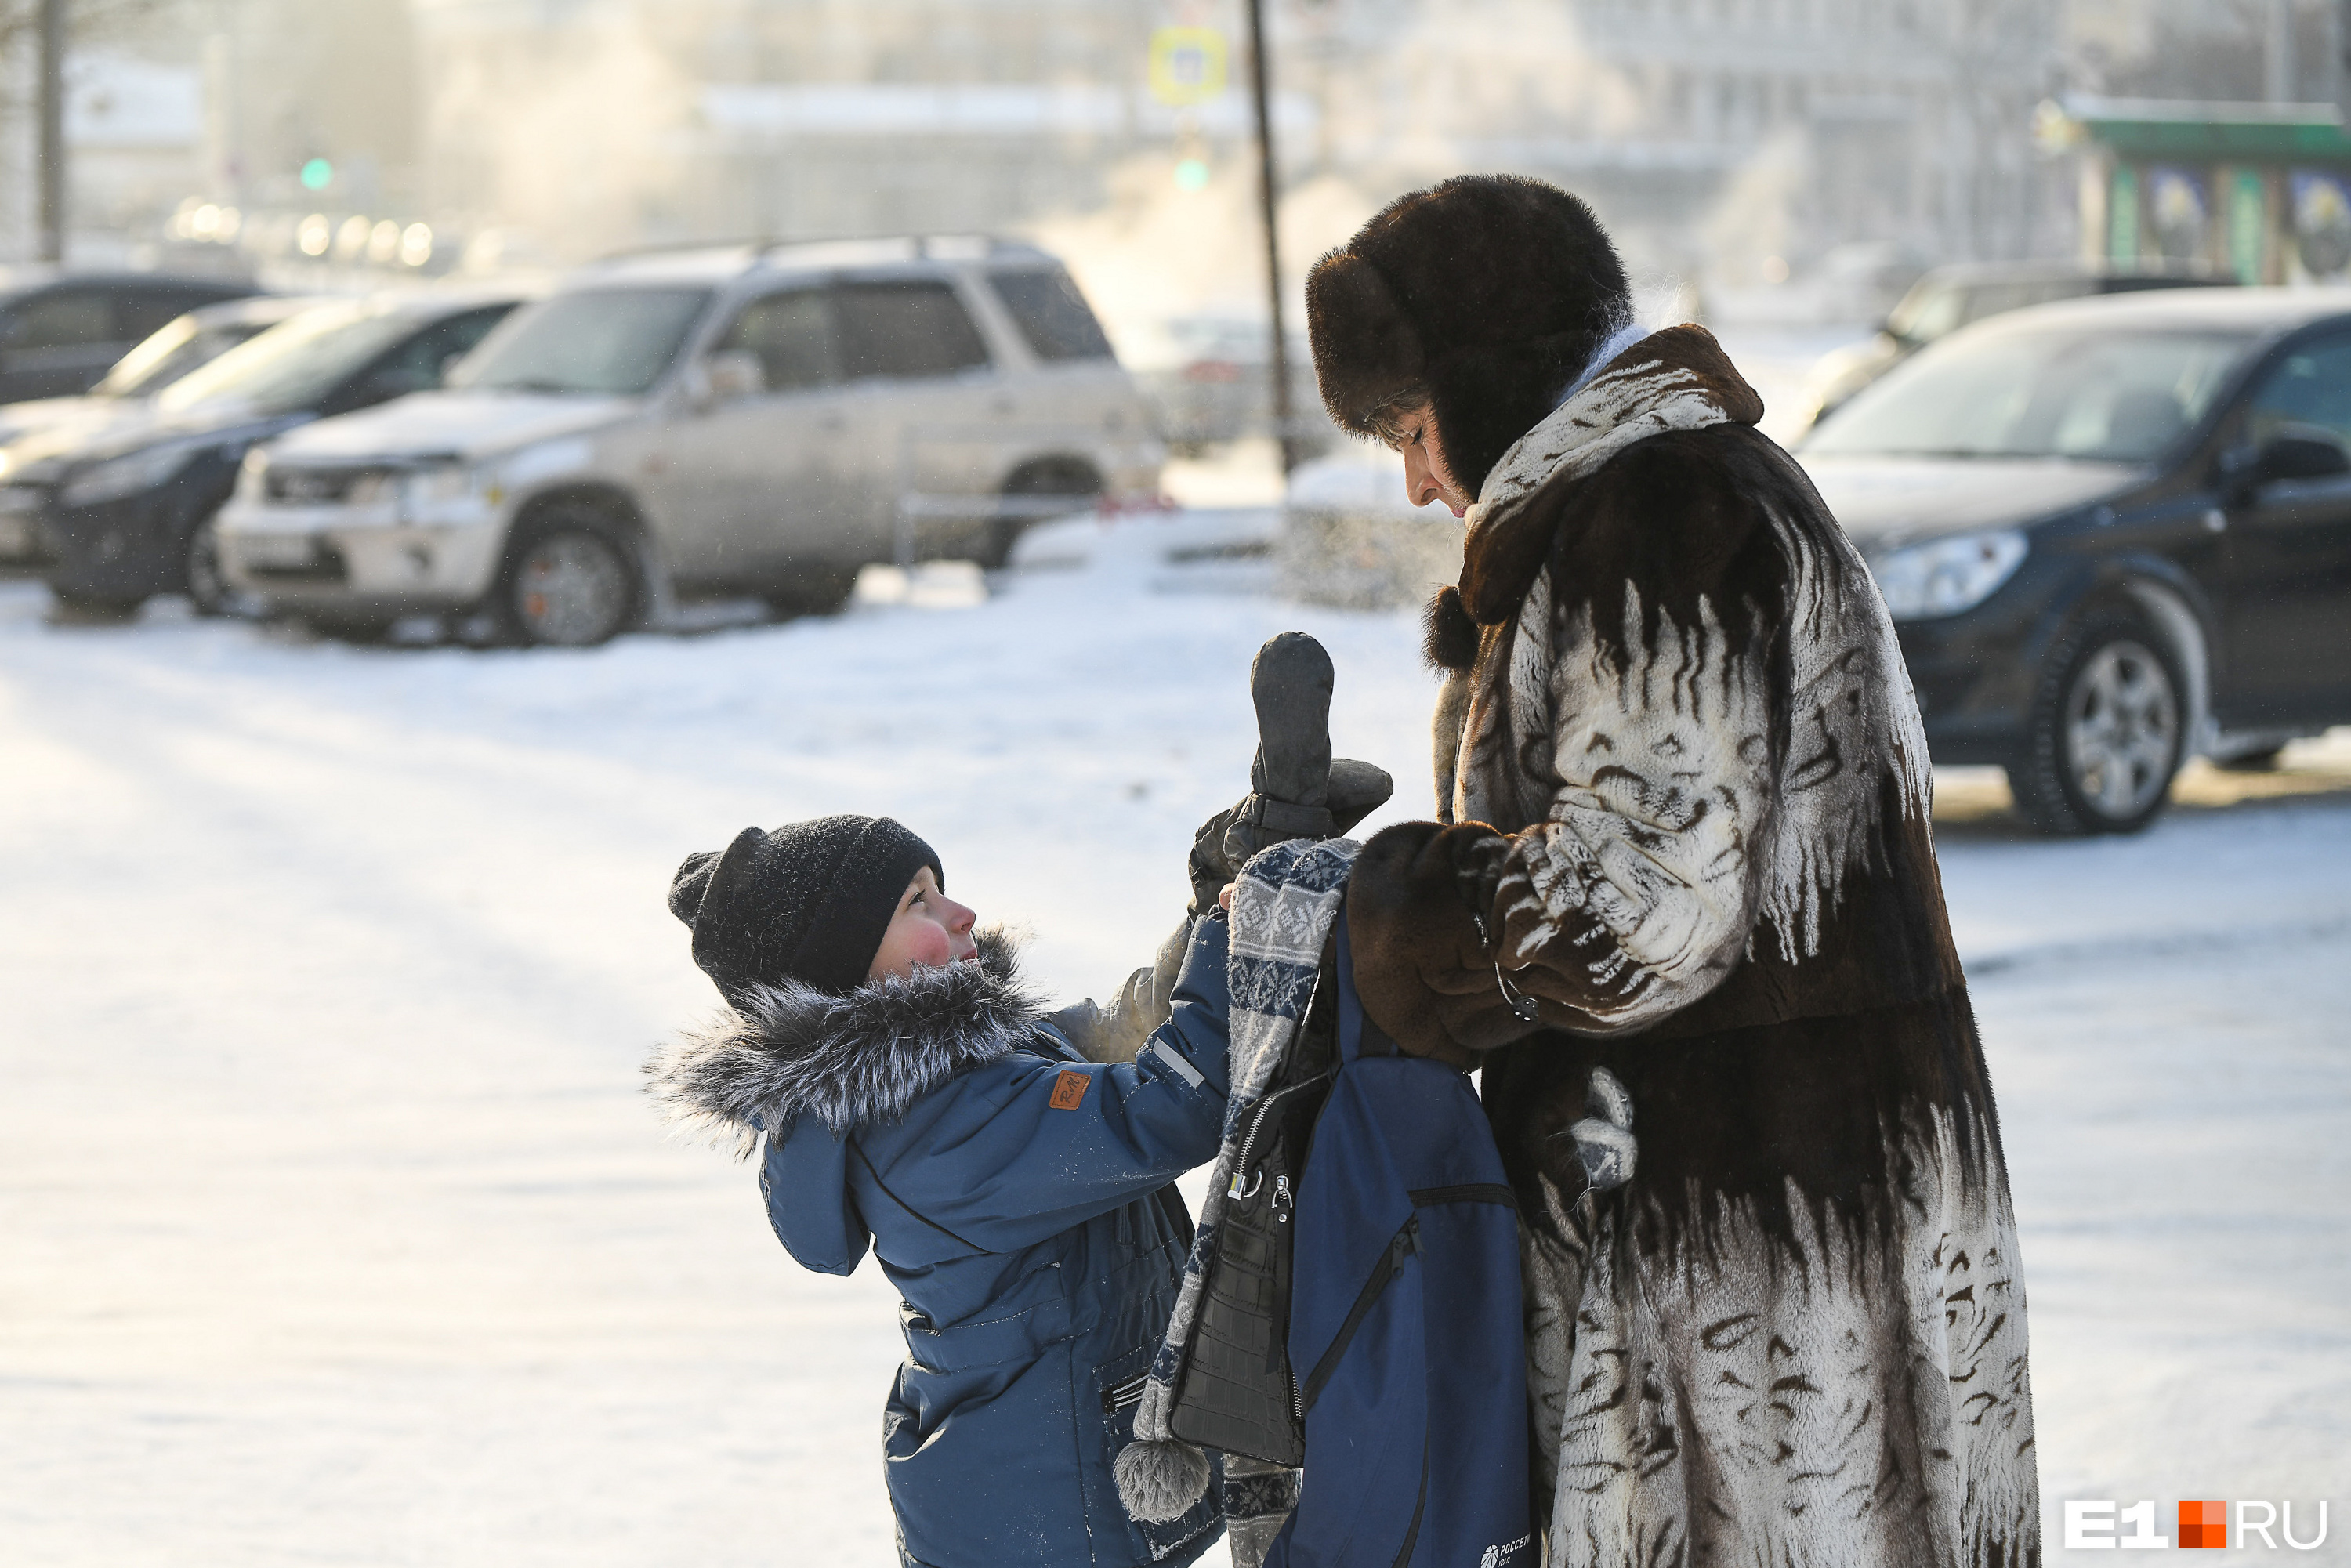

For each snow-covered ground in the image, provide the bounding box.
[3,525,2347,1565]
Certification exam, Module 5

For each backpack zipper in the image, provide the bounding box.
[1226,1074,1328,1200]
[1297,1215,1420,1414]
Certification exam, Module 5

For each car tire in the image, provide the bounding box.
[183,515,235,617]
[2009,612,2186,836]
[2214,745,2284,772]
[765,562,859,618]
[980,457,1101,570]
[493,508,642,648]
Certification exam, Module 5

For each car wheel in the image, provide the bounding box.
[2009,614,2186,836]
[495,511,641,647]
[183,515,236,617]
[980,458,1101,570]
[765,562,859,618]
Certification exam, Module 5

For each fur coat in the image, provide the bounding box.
[1344,327,2040,1567]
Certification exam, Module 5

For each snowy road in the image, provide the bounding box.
[2,533,2347,1566]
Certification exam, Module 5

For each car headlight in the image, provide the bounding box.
[1868,530,2028,621]
[400,461,502,520]
[61,443,201,508]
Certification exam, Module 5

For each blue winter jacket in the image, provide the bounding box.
[653,923,1233,1568]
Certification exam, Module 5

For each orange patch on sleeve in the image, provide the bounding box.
[1049,1069,1092,1110]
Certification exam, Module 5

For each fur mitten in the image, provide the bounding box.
[1343,820,1547,1063]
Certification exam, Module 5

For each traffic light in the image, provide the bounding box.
[299,158,332,192]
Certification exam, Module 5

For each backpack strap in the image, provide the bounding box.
[1334,918,1401,1061]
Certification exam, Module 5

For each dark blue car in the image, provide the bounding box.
[1799,288,2351,835]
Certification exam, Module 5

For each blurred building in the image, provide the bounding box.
[407,0,1313,263]
[1293,0,2065,288]
[6,0,2349,309]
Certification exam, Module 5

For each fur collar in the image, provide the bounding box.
[646,927,1046,1153]
[1440,324,1764,643]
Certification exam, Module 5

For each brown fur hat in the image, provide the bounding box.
[1305,176,1631,499]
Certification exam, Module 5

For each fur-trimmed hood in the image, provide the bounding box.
[646,925,1046,1153]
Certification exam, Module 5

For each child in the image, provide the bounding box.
[648,813,1232,1568]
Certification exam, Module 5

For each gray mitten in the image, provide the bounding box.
[1187,632,1393,911]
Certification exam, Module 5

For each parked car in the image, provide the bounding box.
[1796,260,2231,434]
[0,271,261,404]
[0,290,527,615]
[1798,288,2351,835]
[216,237,1163,645]
[0,295,330,451]
[1124,313,1322,454]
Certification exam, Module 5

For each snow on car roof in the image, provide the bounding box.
[575,235,1052,288]
[1967,284,2351,337]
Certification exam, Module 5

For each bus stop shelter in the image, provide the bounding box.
[2045,96,2351,284]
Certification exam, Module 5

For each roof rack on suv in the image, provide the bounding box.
[589,234,1054,270]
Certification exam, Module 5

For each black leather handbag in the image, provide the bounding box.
[1165,942,1339,1467]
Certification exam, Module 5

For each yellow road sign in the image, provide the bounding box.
[1149,27,1226,107]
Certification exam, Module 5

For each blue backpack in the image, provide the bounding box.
[1264,919,1533,1568]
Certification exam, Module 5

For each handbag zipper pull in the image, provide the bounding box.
[1273,1174,1292,1223]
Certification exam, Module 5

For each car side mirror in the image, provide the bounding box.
[702,349,765,403]
[2255,429,2351,487]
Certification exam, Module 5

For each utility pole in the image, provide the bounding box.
[1244,0,1296,475]
[38,0,67,263]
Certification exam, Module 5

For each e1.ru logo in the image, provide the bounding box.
[2065,1499,2330,1550]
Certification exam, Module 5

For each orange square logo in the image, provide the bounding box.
[2178,1500,2227,1549]
[1049,1069,1091,1110]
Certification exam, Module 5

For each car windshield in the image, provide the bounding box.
[95,316,263,398]
[154,305,425,417]
[450,288,712,396]
[1804,327,2251,463]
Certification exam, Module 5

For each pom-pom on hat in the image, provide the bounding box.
[669,815,943,1001]
[1305,174,1632,500]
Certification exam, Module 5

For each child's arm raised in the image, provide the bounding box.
[849,918,1233,1260]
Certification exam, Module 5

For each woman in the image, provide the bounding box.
[1305,176,2040,1568]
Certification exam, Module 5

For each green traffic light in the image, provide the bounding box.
[300,158,332,191]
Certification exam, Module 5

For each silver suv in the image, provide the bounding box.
[217,237,1161,643]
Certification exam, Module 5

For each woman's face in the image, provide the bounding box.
[866,867,978,980]
[1389,408,1472,518]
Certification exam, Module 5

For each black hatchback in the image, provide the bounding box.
[1799,288,2351,835]
[0,272,261,403]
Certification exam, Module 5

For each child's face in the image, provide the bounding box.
[866,867,978,981]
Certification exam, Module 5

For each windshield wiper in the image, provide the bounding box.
[481,377,592,397]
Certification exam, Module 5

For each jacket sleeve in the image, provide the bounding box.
[1349,444,1787,1058]
[860,916,1232,1257]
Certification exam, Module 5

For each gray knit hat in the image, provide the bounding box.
[668,815,943,1001]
